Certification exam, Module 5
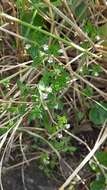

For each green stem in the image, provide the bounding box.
[0,12,99,58]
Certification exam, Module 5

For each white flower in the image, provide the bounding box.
[38,83,45,91]
[57,133,63,139]
[43,158,50,165]
[43,44,48,51]
[58,49,64,54]
[40,51,45,56]
[54,104,59,109]
[48,57,53,63]
[25,44,31,49]
[44,106,48,110]
[79,67,83,73]
[65,124,71,129]
[38,83,52,93]
[41,92,48,100]
[45,86,52,93]
[96,36,100,41]
[94,72,99,76]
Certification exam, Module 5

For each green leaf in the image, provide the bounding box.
[25,30,48,47]
[27,45,39,59]
[30,106,43,120]
[0,128,8,135]
[17,81,30,97]
[40,153,50,165]
[79,65,89,75]
[76,111,84,121]
[48,43,60,56]
[57,115,67,126]
[62,146,76,153]
[89,102,107,125]
[21,11,44,28]
[89,151,107,173]
[21,10,48,47]
[90,175,105,190]
[83,86,93,97]
[31,0,61,7]
[52,71,70,92]
[47,124,57,134]
[84,20,97,39]
[1,79,10,88]
[89,160,100,173]
[96,151,107,167]
[98,23,107,39]
[18,105,27,115]
[8,106,18,113]
[33,54,45,66]
[75,2,87,21]
[70,0,88,21]
[51,137,76,153]
[90,64,102,77]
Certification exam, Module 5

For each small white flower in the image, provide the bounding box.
[43,159,50,165]
[79,67,83,73]
[25,44,31,50]
[32,94,37,98]
[42,92,48,100]
[48,57,53,63]
[96,173,100,180]
[44,106,48,110]
[57,133,63,139]
[96,36,100,41]
[58,49,64,54]
[54,104,59,109]
[65,124,71,129]
[94,72,99,76]
[40,51,45,56]
[46,86,52,93]
[38,83,45,91]
[6,84,10,88]
[43,44,48,51]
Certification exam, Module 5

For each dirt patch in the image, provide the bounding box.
[2,162,60,190]
[1,129,101,190]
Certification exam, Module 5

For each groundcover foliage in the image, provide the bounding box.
[0,0,107,189]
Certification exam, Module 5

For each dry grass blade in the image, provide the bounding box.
[59,122,107,190]
[43,0,94,44]
[0,117,23,190]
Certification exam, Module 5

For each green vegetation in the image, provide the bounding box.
[0,0,107,189]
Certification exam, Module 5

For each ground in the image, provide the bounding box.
[2,162,60,190]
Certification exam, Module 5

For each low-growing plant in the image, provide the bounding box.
[0,0,107,190]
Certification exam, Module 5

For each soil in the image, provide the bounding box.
[1,128,101,190]
[2,162,60,190]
